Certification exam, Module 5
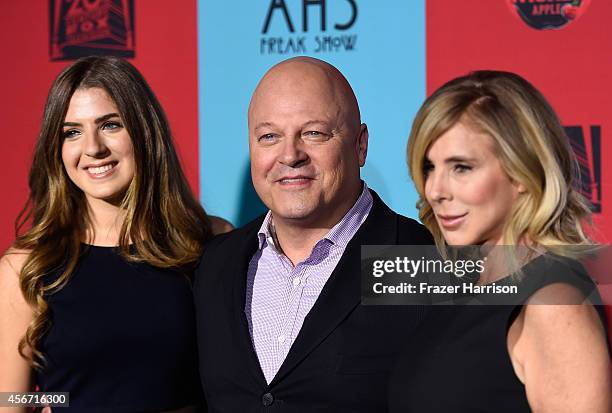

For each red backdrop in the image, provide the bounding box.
[0,0,199,251]
[427,0,611,242]
[427,0,612,334]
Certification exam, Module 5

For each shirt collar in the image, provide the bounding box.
[257,211,275,250]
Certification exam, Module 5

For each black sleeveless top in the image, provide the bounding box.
[35,245,202,412]
[388,254,608,412]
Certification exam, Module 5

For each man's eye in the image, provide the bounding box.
[304,130,331,140]
[63,129,80,139]
[258,133,276,142]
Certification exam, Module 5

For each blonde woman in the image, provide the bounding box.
[388,71,610,412]
[0,56,231,412]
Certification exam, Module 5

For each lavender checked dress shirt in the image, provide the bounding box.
[244,183,373,384]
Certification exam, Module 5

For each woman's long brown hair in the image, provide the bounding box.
[12,56,212,368]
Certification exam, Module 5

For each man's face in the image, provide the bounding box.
[248,67,367,227]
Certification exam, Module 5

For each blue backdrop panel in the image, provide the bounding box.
[198,0,425,226]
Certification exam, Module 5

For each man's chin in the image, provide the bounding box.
[273,209,315,221]
[270,204,318,222]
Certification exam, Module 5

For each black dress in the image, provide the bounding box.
[388,254,608,413]
[35,245,202,412]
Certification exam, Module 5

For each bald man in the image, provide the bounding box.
[194,57,432,412]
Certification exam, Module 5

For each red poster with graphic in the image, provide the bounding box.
[0,1,198,251]
[427,0,610,241]
[427,0,612,330]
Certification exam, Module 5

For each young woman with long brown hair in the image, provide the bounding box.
[0,56,231,412]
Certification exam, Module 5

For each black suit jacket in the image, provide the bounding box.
[194,191,433,412]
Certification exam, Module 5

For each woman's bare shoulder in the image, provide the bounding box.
[0,248,30,278]
[0,248,34,330]
[512,284,611,412]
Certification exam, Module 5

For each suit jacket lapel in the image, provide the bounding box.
[229,219,269,388]
[270,192,397,386]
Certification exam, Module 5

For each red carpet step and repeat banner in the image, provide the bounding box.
[0,0,199,250]
[428,0,611,242]
[0,0,609,273]
[0,0,611,360]
[196,1,427,227]
[427,0,612,325]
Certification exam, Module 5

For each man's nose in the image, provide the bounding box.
[278,136,308,167]
[84,129,110,158]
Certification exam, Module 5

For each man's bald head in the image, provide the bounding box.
[248,56,368,230]
[249,57,361,136]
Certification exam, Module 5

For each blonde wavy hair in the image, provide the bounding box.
[407,70,593,254]
[11,56,212,368]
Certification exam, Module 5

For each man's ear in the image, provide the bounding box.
[357,123,369,167]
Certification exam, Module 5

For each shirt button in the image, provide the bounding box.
[262,392,274,406]
[293,277,301,286]
[278,335,286,344]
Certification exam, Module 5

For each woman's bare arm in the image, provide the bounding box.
[509,283,611,413]
[0,251,33,413]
